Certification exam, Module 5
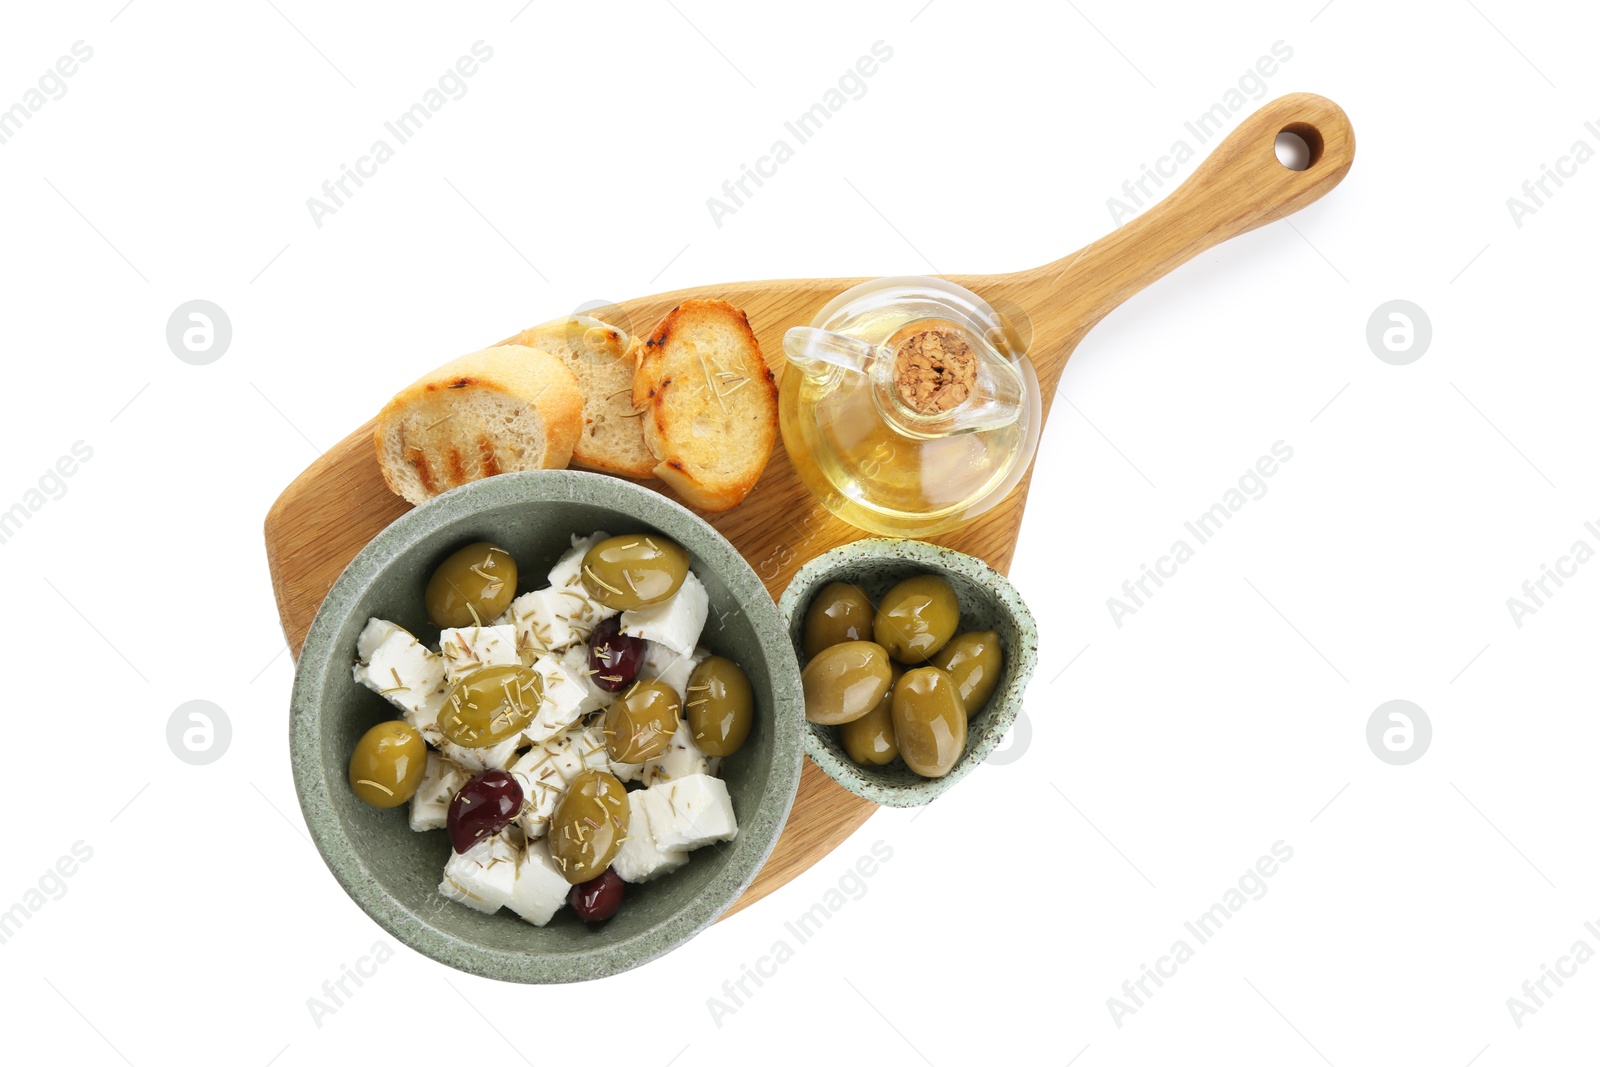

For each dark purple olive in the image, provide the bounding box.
[588,616,646,693]
[568,867,625,923]
[447,770,522,854]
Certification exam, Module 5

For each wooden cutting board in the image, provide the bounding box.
[266,94,1353,919]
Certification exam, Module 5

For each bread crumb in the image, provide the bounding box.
[892,325,976,415]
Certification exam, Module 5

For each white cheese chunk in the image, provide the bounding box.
[557,579,613,636]
[438,735,522,773]
[356,618,400,661]
[548,531,609,590]
[640,642,708,702]
[620,571,708,656]
[609,759,644,783]
[508,724,608,838]
[503,588,592,656]
[439,624,520,683]
[559,644,613,716]
[352,620,449,734]
[438,833,519,914]
[640,774,738,851]
[524,653,594,742]
[507,841,571,926]
[640,721,719,787]
[611,791,690,884]
[410,752,469,832]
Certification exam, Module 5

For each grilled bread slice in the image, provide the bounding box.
[632,299,778,512]
[502,315,655,478]
[375,345,583,505]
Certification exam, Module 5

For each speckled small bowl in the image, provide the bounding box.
[778,539,1037,807]
[290,470,804,983]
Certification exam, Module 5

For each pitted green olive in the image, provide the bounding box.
[891,666,967,778]
[603,679,682,762]
[548,770,630,884]
[840,662,901,766]
[349,720,427,808]
[802,640,892,725]
[873,574,960,663]
[437,664,543,747]
[426,542,517,628]
[802,582,874,658]
[930,631,1004,713]
[581,534,689,610]
[686,656,753,756]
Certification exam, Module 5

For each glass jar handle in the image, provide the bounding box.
[783,326,878,378]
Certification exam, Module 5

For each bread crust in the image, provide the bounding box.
[632,299,778,512]
[374,345,583,505]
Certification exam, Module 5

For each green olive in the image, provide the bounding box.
[802,582,874,658]
[686,656,753,756]
[873,574,961,663]
[548,770,630,884]
[802,640,892,725]
[891,667,967,778]
[348,720,428,808]
[437,664,543,748]
[840,662,900,765]
[580,534,689,610]
[604,679,682,762]
[425,542,517,628]
[930,631,1004,713]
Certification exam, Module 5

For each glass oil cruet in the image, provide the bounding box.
[778,276,1042,538]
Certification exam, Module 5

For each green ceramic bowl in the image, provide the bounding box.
[778,539,1037,807]
[290,470,804,983]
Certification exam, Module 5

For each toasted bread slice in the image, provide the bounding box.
[503,315,655,478]
[375,345,583,505]
[632,300,778,512]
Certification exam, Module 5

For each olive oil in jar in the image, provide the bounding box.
[779,280,1038,538]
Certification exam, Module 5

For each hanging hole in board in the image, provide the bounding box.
[1273,123,1323,171]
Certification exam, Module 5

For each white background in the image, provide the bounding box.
[1,1,1596,1064]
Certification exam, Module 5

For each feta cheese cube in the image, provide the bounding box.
[438,833,519,914]
[639,643,708,702]
[561,579,615,634]
[503,588,591,656]
[609,759,644,783]
[640,721,719,787]
[438,735,522,773]
[507,841,571,926]
[548,531,610,591]
[562,591,611,634]
[356,618,400,661]
[508,724,607,838]
[439,624,520,683]
[639,774,738,851]
[620,571,708,656]
[524,653,594,742]
[559,644,613,716]
[410,752,469,832]
[352,619,449,734]
[611,791,690,884]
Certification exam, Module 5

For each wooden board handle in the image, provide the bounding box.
[1017,92,1355,393]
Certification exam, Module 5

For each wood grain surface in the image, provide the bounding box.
[265,95,1354,919]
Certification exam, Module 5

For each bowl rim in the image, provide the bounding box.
[289,469,804,983]
[777,537,1036,808]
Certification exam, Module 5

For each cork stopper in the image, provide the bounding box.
[888,320,978,416]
